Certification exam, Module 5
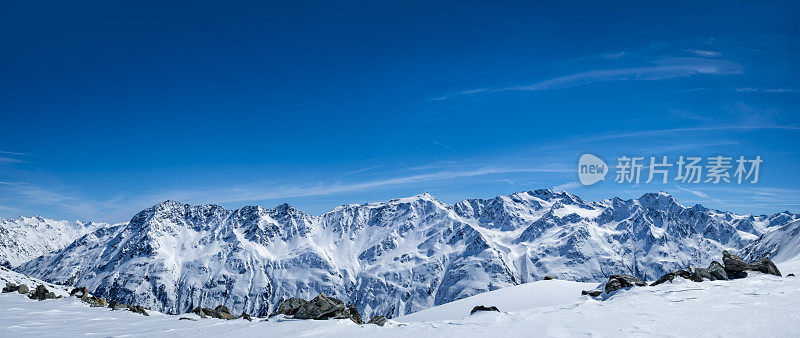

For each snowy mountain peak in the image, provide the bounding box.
[637,191,681,209]
[386,192,440,204]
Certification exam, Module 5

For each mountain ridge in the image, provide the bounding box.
[13,190,800,319]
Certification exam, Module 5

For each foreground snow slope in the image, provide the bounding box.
[2,268,798,337]
[398,279,591,322]
[19,190,798,318]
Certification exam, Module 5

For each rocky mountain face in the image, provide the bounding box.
[0,216,106,267]
[16,190,799,318]
[742,216,800,263]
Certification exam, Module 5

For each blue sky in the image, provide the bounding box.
[1,1,799,222]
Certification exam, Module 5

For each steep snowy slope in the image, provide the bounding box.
[18,190,799,319]
[742,218,800,264]
[1,272,797,337]
[0,216,106,267]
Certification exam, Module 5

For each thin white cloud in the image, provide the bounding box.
[435,56,741,100]
[431,88,488,101]
[342,165,381,177]
[498,179,515,186]
[576,125,800,144]
[553,181,581,191]
[675,185,710,199]
[686,49,722,57]
[735,87,796,93]
[0,157,25,165]
[503,62,740,92]
[198,166,573,204]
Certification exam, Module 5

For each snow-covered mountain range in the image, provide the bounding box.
[13,190,800,318]
[0,216,107,267]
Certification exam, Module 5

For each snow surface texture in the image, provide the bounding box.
[16,190,800,319]
[2,262,799,337]
[0,216,106,267]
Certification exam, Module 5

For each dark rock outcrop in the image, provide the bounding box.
[29,285,56,300]
[346,305,363,324]
[274,297,309,316]
[581,289,602,297]
[543,275,557,280]
[722,251,749,272]
[70,287,88,298]
[707,261,728,280]
[726,269,748,279]
[2,282,28,294]
[748,257,781,276]
[179,317,197,321]
[691,267,713,281]
[787,273,795,277]
[108,301,129,311]
[239,312,253,322]
[191,306,214,318]
[2,282,18,293]
[723,251,781,278]
[294,293,349,320]
[127,305,149,316]
[84,296,108,307]
[368,315,387,326]
[212,305,235,320]
[650,270,702,286]
[470,305,500,314]
[108,301,148,316]
[274,294,363,323]
[604,274,647,294]
[189,306,235,320]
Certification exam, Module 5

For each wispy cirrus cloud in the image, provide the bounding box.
[685,49,722,57]
[502,62,740,92]
[735,87,797,93]
[433,52,742,100]
[176,166,573,204]
[342,165,381,177]
[0,150,27,165]
[574,125,800,144]
[0,164,575,222]
[552,181,581,191]
[0,157,25,165]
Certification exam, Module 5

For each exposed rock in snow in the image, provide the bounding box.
[749,257,782,276]
[722,250,781,277]
[649,270,699,286]
[29,284,57,301]
[15,190,800,319]
[707,261,728,280]
[603,274,647,293]
[469,305,500,314]
[723,250,750,272]
[367,315,387,326]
